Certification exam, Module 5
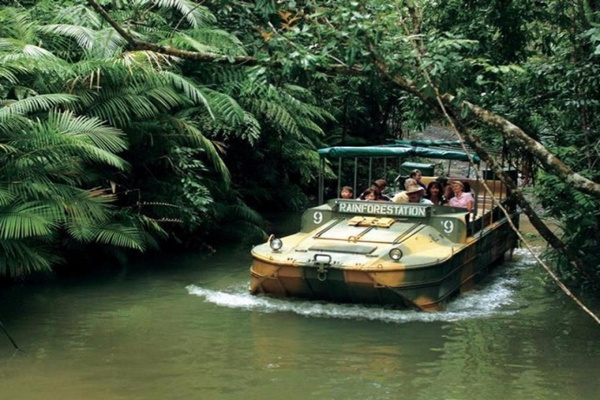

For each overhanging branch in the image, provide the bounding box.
[372,54,590,278]
[87,0,258,65]
[86,0,362,76]
[444,94,600,200]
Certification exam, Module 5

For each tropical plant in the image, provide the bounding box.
[0,103,162,276]
[1,0,343,277]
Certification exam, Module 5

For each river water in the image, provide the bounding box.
[1,214,599,400]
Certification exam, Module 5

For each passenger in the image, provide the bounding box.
[425,181,447,205]
[392,178,416,203]
[409,169,427,190]
[443,184,454,202]
[405,181,433,205]
[359,188,377,201]
[462,181,472,193]
[340,186,354,199]
[357,179,390,201]
[448,181,474,212]
[372,178,392,201]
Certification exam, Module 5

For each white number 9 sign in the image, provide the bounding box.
[442,220,454,234]
[313,211,324,225]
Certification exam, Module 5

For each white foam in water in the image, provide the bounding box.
[187,247,538,322]
[186,270,522,323]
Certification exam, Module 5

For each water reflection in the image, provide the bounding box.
[2,245,600,400]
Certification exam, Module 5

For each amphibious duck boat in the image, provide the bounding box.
[250,141,520,310]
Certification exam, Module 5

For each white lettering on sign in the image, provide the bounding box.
[337,201,428,218]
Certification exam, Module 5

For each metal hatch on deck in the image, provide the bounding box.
[307,244,377,254]
[313,216,423,245]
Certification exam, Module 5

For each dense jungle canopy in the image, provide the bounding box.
[1,0,599,295]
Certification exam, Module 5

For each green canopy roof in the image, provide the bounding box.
[388,139,464,147]
[317,144,481,163]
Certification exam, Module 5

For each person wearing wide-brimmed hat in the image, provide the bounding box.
[392,178,413,203]
[448,181,474,212]
[405,181,433,205]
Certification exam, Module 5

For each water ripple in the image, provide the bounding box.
[186,268,523,323]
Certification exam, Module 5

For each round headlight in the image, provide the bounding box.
[389,248,403,261]
[269,237,283,251]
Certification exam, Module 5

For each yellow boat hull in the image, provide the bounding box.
[250,202,519,311]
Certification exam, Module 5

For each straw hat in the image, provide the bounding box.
[405,182,425,194]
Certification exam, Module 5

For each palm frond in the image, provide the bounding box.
[0,38,59,62]
[0,94,79,121]
[52,5,103,28]
[144,86,186,111]
[294,116,326,136]
[0,240,59,276]
[85,87,161,127]
[210,202,266,242]
[59,188,116,225]
[241,111,261,144]
[47,110,128,154]
[281,84,336,122]
[0,202,57,240]
[256,98,301,137]
[136,0,217,28]
[159,71,212,115]
[6,118,129,171]
[0,8,38,43]
[0,185,16,207]
[0,114,30,136]
[203,88,245,124]
[2,180,68,202]
[169,116,231,184]
[0,65,19,84]
[91,224,147,251]
[168,29,246,55]
[38,24,97,51]
[0,143,17,155]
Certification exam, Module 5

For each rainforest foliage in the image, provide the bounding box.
[1,0,600,290]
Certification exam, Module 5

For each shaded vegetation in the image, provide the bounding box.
[1,0,600,295]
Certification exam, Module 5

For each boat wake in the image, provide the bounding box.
[187,249,536,323]
[187,273,528,324]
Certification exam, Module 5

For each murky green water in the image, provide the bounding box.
[1,215,599,400]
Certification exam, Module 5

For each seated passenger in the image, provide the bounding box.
[372,178,392,201]
[359,179,391,201]
[443,184,454,202]
[340,186,354,199]
[392,178,416,203]
[405,181,433,205]
[359,188,377,201]
[425,181,447,205]
[410,169,427,190]
[448,181,474,212]
[463,181,472,193]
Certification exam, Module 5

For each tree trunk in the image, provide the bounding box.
[372,56,588,275]
[445,95,600,200]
